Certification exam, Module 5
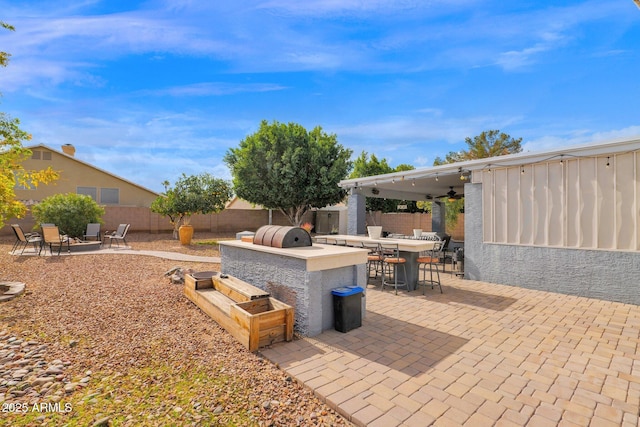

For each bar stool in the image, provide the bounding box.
[416,241,444,294]
[381,243,408,295]
[361,242,383,284]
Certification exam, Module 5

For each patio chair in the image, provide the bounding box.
[103,223,130,248]
[11,224,42,255]
[416,241,444,294]
[380,243,408,295]
[83,223,101,241]
[41,225,70,256]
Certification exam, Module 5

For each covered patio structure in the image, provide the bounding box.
[339,136,640,306]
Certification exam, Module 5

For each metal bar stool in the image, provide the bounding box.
[361,242,383,284]
[381,243,408,295]
[416,241,444,294]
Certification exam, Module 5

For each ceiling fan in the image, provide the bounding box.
[436,186,463,201]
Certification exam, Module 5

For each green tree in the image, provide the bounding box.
[1,22,59,228]
[349,153,420,217]
[433,130,521,230]
[31,193,105,238]
[224,120,352,226]
[151,173,232,239]
[434,130,522,165]
[1,21,14,67]
[350,152,394,216]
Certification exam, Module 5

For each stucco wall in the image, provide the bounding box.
[220,244,366,336]
[465,183,640,306]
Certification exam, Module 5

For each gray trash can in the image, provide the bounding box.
[332,285,364,333]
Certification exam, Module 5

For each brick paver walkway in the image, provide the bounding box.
[261,274,640,426]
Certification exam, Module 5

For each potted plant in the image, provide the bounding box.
[151,173,232,245]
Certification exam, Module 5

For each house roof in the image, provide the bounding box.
[339,135,640,202]
[225,196,264,210]
[27,144,159,196]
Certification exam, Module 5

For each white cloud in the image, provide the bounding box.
[523,126,640,153]
[142,82,288,97]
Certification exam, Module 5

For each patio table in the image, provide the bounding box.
[320,235,435,290]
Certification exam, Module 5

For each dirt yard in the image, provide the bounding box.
[0,232,349,426]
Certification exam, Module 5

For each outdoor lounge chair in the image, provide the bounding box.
[11,224,42,255]
[41,225,70,256]
[103,224,130,248]
[83,223,101,241]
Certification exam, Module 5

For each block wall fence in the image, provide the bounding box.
[2,207,465,240]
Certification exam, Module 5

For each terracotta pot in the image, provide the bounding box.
[179,224,194,245]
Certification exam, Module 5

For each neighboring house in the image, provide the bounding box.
[15,144,158,207]
[2,143,160,235]
[225,196,264,210]
[339,136,640,306]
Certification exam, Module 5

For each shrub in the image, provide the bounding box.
[31,193,105,238]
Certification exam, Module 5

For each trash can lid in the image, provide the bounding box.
[332,286,364,297]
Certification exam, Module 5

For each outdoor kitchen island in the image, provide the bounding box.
[219,238,368,337]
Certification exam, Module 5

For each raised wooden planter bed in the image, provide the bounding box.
[184,272,294,352]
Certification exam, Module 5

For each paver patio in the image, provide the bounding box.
[261,274,640,426]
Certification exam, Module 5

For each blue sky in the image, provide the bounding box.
[1,0,639,193]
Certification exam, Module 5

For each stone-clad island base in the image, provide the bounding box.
[219,240,368,337]
[184,271,294,352]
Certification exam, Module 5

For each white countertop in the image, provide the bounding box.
[318,235,435,252]
[220,239,368,272]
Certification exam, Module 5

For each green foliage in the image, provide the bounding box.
[1,114,59,229]
[151,173,232,237]
[224,120,353,226]
[0,22,59,229]
[1,21,15,68]
[31,193,105,238]
[434,129,522,165]
[433,129,521,230]
[350,152,418,217]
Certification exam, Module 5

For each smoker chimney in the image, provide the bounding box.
[61,144,75,156]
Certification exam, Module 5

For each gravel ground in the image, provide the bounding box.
[0,232,349,426]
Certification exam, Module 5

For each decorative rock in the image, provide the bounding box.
[33,377,54,386]
[92,416,110,427]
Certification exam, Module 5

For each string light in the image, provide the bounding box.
[435,174,439,182]
[411,179,415,186]
[521,166,525,175]
[606,157,610,168]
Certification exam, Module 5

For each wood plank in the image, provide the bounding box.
[184,286,249,349]
[198,289,234,315]
[258,326,286,348]
[249,316,260,352]
[235,299,271,315]
[185,274,213,290]
[185,284,293,352]
[213,275,269,302]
